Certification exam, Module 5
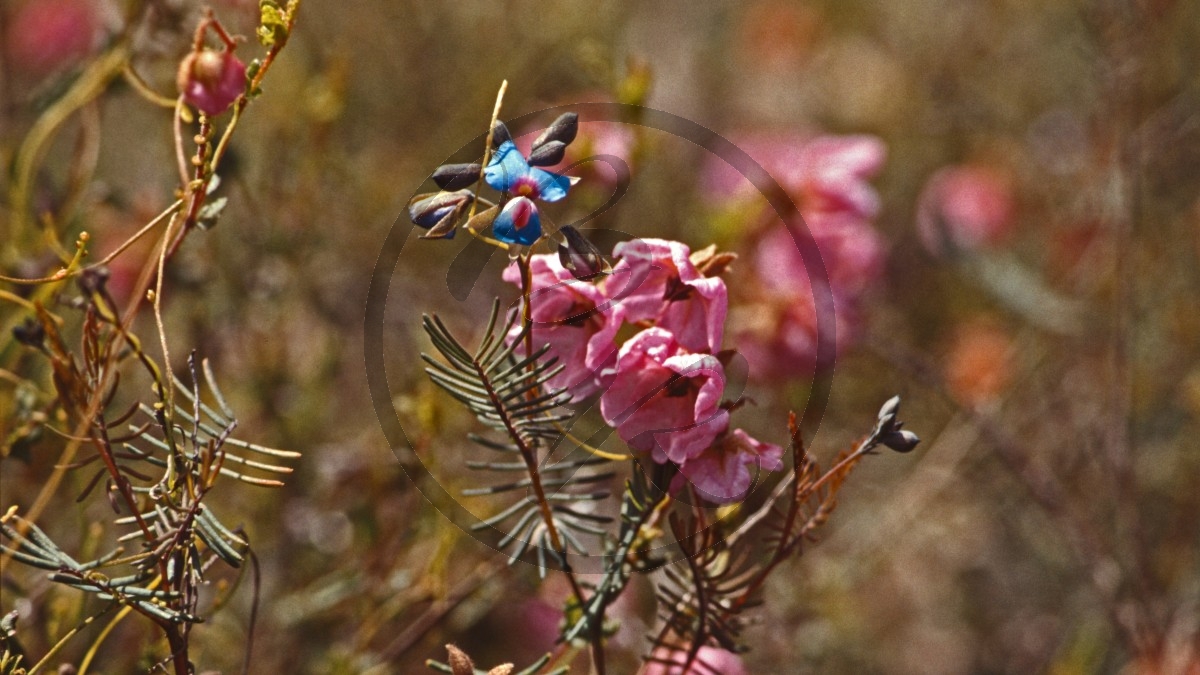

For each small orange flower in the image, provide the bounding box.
[945,318,1014,407]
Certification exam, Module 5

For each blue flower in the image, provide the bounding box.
[484,140,574,245]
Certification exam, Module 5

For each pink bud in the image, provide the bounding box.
[5,0,100,78]
[177,48,247,116]
[917,165,1014,255]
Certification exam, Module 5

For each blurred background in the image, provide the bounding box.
[3,0,1199,672]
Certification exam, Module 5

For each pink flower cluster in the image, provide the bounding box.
[505,238,782,503]
[916,164,1014,255]
[5,0,102,80]
[705,133,888,380]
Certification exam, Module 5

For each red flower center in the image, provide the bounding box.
[513,176,540,200]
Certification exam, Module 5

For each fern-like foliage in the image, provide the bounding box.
[646,398,916,671]
[108,357,300,568]
[0,515,194,624]
[421,299,614,572]
[561,464,667,644]
[2,351,298,630]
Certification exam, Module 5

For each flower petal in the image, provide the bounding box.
[492,196,542,246]
[484,140,531,192]
[600,328,729,464]
[528,167,572,202]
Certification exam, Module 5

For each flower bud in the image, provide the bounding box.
[557,225,604,280]
[78,266,110,295]
[177,48,247,116]
[408,190,473,239]
[12,318,46,350]
[490,120,513,148]
[533,112,579,150]
[877,395,901,424]
[431,163,482,190]
[527,140,567,167]
[881,428,921,453]
[445,645,474,675]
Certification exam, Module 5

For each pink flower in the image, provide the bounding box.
[643,646,749,675]
[754,216,884,299]
[604,239,727,353]
[916,165,1014,255]
[503,254,623,399]
[677,429,784,504]
[599,328,729,465]
[177,48,247,116]
[704,133,886,221]
[733,288,862,381]
[734,217,882,380]
[5,0,100,78]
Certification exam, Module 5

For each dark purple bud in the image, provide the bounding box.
[532,112,578,150]
[881,429,921,453]
[12,317,45,349]
[432,163,482,190]
[527,140,567,167]
[491,121,512,148]
[557,225,604,280]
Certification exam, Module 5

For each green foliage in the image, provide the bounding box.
[257,1,290,48]
[422,299,615,572]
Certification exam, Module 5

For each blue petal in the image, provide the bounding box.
[529,167,572,203]
[492,198,542,246]
[484,141,531,192]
